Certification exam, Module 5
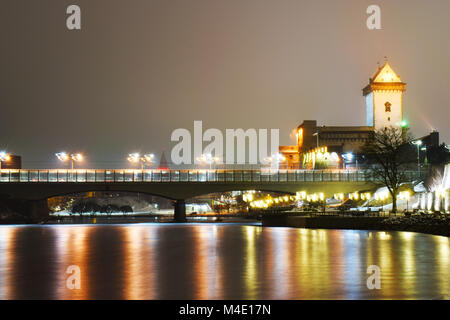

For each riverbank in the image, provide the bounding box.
[261,215,450,237]
[0,215,260,225]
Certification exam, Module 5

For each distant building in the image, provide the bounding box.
[296,120,374,156]
[0,155,22,169]
[279,61,437,169]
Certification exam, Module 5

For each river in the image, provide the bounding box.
[0,223,448,299]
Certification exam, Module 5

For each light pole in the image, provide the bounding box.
[399,191,411,213]
[399,120,408,142]
[197,154,221,171]
[56,152,84,170]
[264,154,285,170]
[313,132,319,148]
[0,151,11,170]
[343,153,356,170]
[127,153,155,170]
[411,140,422,176]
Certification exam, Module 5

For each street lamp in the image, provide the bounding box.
[264,154,286,169]
[56,152,83,170]
[399,191,411,213]
[411,140,422,176]
[342,152,358,170]
[127,153,155,170]
[313,132,319,148]
[0,151,11,170]
[398,120,409,141]
[196,153,220,170]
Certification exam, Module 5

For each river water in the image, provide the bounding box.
[0,223,448,300]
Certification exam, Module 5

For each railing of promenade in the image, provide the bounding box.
[0,169,423,183]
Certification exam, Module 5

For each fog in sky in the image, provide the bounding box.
[1,0,449,168]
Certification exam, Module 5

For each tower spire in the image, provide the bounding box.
[158,151,169,170]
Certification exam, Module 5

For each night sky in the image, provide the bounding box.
[1,0,449,168]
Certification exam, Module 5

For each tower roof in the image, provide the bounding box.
[158,151,169,170]
[371,61,402,83]
[363,61,406,96]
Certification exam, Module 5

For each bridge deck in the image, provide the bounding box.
[0,169,421,183]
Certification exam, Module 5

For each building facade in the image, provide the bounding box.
[0,155,22,169]
[280,61,407,169]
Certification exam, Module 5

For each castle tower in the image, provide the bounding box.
[363,61,406,130]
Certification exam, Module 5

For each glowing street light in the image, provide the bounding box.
[196,153,220,170]
[56,152,84,170]
[312,132,319,148]
[127,153,155,170]
[343,153,353,161]
[398,191,411,212]
[342,152,358,171]
[0,151,11,170]
[264,154,286,169]
[398,120,408,128]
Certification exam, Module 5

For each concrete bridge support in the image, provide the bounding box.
[27,199,50,223]
[173,199,186,222]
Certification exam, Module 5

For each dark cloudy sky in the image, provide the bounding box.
[1,0,449,168]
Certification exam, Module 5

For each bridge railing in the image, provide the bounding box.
[0,169,423,183]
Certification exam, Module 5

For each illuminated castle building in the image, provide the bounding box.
[280,61,408,169]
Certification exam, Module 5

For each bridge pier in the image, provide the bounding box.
[27,199,50,223]
[173,199,186,222]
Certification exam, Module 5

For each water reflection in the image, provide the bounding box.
[54,225,92,299]
[122,225,157,300]
[0,224,448,299]
[0,227,17,299]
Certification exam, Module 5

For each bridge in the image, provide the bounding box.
[0,169,422,221]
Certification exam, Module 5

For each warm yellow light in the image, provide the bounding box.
[399,191,411,200]
[72,153,83,161]
[55,152,69,161]
[127,153,140,163]
[298,191,306,200]
[298,128,304,147]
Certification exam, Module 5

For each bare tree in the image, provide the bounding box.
[362,126,415,213]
